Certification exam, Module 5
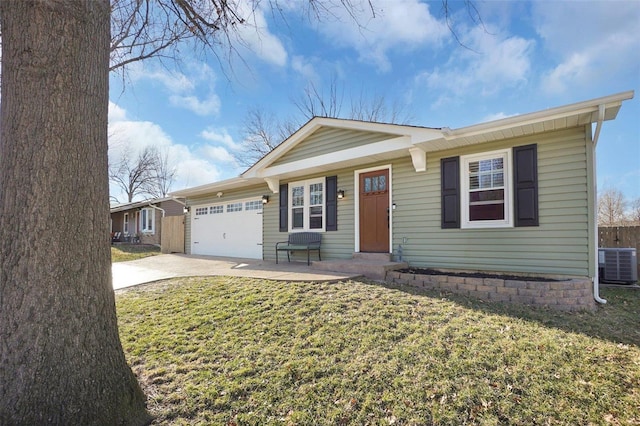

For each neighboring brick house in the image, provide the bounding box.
[110,197,185,246]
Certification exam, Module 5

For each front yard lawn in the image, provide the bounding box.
[116,278,640,425]
[111,244,161,262]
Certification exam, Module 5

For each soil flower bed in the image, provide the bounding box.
[396,268,561,282]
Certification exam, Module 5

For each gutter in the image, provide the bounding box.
[146,203,166,218]
[167,197,188,213]
[591,104,607,305]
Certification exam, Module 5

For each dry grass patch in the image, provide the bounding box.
[116,278,640,425]
[111,244,161,262]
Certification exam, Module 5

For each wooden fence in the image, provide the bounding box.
[599,226,640,277]
[161,216,185,254]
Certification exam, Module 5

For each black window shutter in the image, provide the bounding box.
[513,144,539,227]
[441,157,460,229]
[279,183,288,232]
[326,176,338,231]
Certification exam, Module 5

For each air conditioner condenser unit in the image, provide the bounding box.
[598,248,638,284]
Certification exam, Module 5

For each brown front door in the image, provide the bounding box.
[359,169,389,253]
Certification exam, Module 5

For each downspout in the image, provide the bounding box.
[147,203,166,217]
[591,104,607,304]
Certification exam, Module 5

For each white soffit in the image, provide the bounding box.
[256,136,414,179]
[417,91,634,152]
[171,91,633,199]
[243,117,442,178]
[169,177,263,198]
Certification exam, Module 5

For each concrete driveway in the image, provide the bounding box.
[112,254,360,290]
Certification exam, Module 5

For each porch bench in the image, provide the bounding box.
[275,232,322,265]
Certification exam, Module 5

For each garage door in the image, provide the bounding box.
[191,198,263,259]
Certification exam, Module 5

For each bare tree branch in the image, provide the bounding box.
[109,146,165,202]
[598,187,627,226]
[235,75,414,166]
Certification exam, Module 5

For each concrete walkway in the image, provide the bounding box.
[112,254,361,290]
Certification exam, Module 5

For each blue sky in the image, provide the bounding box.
[108,0,639,205]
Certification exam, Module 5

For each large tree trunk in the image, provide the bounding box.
[0,1,150,424]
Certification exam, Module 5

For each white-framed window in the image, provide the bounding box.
[210,205,224,214]
[245,200,263,211]
[140,208,155,234]
[195,207,208,216]
[226,202,242,213]
[289,177,325,232]
[461,149,512,228]
[123,213,129,234]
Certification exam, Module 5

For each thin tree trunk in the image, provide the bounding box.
[0,1,150,423]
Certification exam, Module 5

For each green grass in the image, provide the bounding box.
[116,278,640,425]
[111,244,161,262]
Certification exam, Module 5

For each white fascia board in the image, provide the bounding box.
[110,197,177,213]
[442,91,634,141]
[256,135,413,178]
[169,177,261,198]
[243,117,442,178]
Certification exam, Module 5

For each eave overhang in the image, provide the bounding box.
[169,177,264,198]
[169,91,633,199]
[242,117,443,181]
[110,196,183,213]
[415,90,634,153]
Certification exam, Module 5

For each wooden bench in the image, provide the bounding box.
[276,232,322,265]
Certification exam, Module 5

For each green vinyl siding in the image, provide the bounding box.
[391,126,590,277]
[187,125,593,277]
[271,128,394,166]
[263,170,356,263]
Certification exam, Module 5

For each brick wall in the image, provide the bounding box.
[386,271,595,311]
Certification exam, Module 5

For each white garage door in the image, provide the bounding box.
[191,198,263,259]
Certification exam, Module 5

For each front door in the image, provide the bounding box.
[359,169,389,252]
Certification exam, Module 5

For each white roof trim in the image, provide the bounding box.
[171,91,633,199]
[110,196,184,213]
[254,136,412,178]
[442,90,634,141]
[243,117,441,178]
[169,177,263,198]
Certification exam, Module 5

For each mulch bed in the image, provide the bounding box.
[396,268,561,282]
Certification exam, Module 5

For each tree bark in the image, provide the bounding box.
[0,1,150,424]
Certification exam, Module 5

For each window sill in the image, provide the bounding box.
[461,221,513,229]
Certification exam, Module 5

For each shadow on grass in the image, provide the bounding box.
[111,244,161,263]
[377,279,640,348]
[112,243,159,253]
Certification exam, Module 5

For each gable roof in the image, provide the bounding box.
[110,197,184,213]
[171,90,634,197]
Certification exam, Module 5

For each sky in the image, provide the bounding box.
[108,0,640,206]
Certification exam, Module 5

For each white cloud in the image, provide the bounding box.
[200,127,240,149]
[533,1,640,93]
[482,111,517,122]
[168,144,224,191]
[107,103,234,202]
[108,101,128,122]
[169,94,221,116]
[108,120,173,163]
[230,1,288,67]
[416,24,533,103]
[291,55,319,82]
[541,53,590,94]
[200,145,237,164]
[125,62,222,117]
[315,0,449,71]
